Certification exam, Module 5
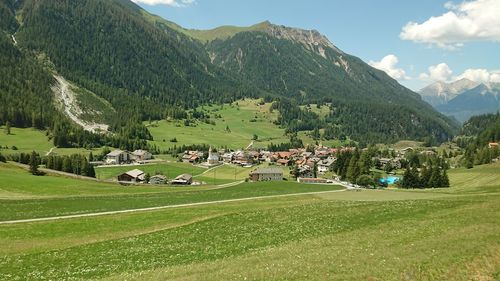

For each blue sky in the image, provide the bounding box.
[134,0,500,91]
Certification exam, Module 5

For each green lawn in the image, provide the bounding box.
[95,162,206,181]
[0,163,499,280]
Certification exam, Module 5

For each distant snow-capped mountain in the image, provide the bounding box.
[419,78,479,107]
[432,82,500,123]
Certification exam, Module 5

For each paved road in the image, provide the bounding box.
[0,189,346,225]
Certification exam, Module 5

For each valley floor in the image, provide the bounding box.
[0,162,499,280]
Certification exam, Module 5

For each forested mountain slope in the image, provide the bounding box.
[204,25,457,142]
[0,0,57,129]
[15,0,260,121]
[1,0,458,144]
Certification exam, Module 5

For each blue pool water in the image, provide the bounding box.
[379,176,400,185]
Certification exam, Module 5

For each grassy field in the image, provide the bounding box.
[147,99,288,151]
[0,127,53,154]
[0,126,101,156]
[0,163,499,280]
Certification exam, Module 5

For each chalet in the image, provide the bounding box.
[117,169,145,182]
[171,174,193,185]
[276,151,292,159]
[317,157,336,174]
[222,152,234,163]
[249,168,283,181]
[297,165,314,178]
[132,150,152,162]
[259,151,273,162]
[378,158,402,169]
[106,150,132,165]
[276,158,291,166]
[182,151,203,163]
[297,177,328,184]
[489,142,499,149]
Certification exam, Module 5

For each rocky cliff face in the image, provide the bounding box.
[264,24,343,56]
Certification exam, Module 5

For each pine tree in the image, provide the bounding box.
[62,157,72,173]
[358,152,372,175]
[440,169,450,187]
[29,151,40,175]
[347,153,361,183]
[428,165,441,188]
[4,121,11,135]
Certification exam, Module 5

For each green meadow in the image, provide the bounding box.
[0,126,100,156]
[147,99,289,150]
[0,162,499,280]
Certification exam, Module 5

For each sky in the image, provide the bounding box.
[133,0,500,91]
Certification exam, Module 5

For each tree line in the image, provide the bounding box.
[6,152,96,177]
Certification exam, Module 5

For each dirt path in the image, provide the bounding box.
[245,141,254,150]
[52,75,108,133]
[0,189,346,225]
[45,147,56,156]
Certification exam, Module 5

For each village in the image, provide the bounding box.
[99,143,438,187]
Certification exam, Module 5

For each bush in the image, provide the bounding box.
[356,174,375,188]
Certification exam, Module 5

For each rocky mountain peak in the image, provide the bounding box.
[264,23,343,55]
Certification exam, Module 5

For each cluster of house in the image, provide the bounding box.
[105,149,153,165]
[183,144,342,173]
[182,147,221,167]
[117,169,193,185]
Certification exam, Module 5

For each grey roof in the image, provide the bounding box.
[251,168,283,175]
[124,169,145,178]
[107,150,125,157]
[132,150,149,156]
[174,174,193,181]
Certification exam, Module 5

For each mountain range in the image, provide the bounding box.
[419,79,500,123]
[0,0,457,144]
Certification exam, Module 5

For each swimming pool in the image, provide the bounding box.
[379,176,400,185]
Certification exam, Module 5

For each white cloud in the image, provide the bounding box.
[369,54,409,80]
[131,0,195,7]
[419,63,453,82]
[456,68,500,83]
[400,0,500,49]
[419,63,500,84]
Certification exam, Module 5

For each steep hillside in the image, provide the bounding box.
[0,1,57,129]
[419,78,478,107]
[15,0,259,121]
[437,84,500,123]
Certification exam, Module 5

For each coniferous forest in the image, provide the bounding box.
[1,0,459,149]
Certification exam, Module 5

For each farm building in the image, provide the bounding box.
[106,150,133,164]
[249,168,283,181]
[132,150,152,162]
[171,174,193,185]
[117,169,145,182]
